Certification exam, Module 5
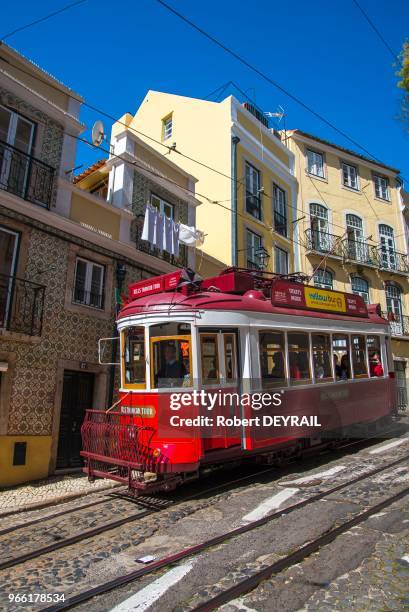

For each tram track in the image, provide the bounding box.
[0,428,405,574]
[39,448,409,612]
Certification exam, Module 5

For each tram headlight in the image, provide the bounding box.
[152,447,161,458]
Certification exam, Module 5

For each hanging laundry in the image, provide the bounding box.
[164,215,173,253]
[154,211,165,250]
[179,224,205,246]
[141,203,157,243]
[172,221,180,257]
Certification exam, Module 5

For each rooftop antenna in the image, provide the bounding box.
[91,120,106,147]
[264,106,287,143]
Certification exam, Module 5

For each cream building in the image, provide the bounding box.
[128,91,298,277]
[286,129,409,407]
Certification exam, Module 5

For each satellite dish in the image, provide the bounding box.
[91,120,105,147]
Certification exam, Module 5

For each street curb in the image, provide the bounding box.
[0,482,122,518]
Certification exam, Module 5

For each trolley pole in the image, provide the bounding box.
[108,260,127,407]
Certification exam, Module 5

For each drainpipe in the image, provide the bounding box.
[108,260,127,406]
[231,136,240,267]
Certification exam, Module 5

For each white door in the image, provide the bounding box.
[346,214,364,261]
[0,227,19,328]
[379,225,396,270]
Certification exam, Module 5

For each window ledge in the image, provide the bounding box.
[65,300,112,321]
[0,329,42,344]
[374,196,391,204]
[305,171,327,183]
[341,184,361,194]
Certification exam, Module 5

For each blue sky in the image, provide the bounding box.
[3,0,409,180]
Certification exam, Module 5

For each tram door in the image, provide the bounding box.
[199,328,241,452]
[56,370,95,469]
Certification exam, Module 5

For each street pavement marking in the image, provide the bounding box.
[284,465,346,485]
[241,488,299,523]
[369,439,406,455]
[109,560,195,612]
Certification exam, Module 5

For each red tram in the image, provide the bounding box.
[81,268,396,494]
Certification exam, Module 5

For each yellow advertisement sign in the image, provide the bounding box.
[304,287,346,313]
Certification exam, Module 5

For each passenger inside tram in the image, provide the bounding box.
[270,351,285,380]
[156,342,187,387]
[340,354,350,379]
[370,352,384,377]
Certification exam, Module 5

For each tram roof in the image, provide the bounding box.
[118,288,387,326]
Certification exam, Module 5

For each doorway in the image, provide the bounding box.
[56,370,95,469]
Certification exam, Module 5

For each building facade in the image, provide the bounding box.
[0,45,200,486]
[128,91,298,276]
[286,129,409,407]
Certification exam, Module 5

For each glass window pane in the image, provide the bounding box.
[333,334,351,380]
[153,336,191,388]
[14,117,33,154]
[224,334,236,382]
[367,336,384,378]
[0,106,11,143]
[123,327,145,386]
[312,333,333,381]
[288,332,311,383]
[201,334,219,384]
[351,334,368,378]
[259,331,286,388]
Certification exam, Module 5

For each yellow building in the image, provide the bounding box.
[286,129,409,406]
[129,92,298,277]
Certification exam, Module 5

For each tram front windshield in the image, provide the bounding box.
[150,322,192,389]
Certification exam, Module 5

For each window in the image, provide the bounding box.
[162,114,173,141]
[313,268,333,289]
[288,332,311,384]
[150,322,191,388]
[275,246,288,275]
[224,333,237,382]
[310,203,330,251]
[90,178,108,200]
[0,105,35,154]
[0,226,19,328]
[200,334,219,384]
[245,162,262,220]
[0,105,35,198]
[351,335,368,378]
[374,174,389,200]
[385,282,403,335]
[259,331,286,388]
[312,334,333,381]
[379,224,396,270]
[342,163,358,190]
[273,185,287,237]
[351,276,369,304]
[122,327,146,388]
[73,258,105,309]
[333,334,351,380]
[307,149,324,178]
[150,193,174,218]
[367,336,384,378]
[346,214,366,262]
[246,229,263,269]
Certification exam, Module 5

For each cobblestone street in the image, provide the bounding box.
[0,421,408,612]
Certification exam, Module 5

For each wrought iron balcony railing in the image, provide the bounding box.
[273,209,287,237]
[343,238,379,267]
[134,216,188,268]
[304,229,344,258]
[381,311,409,337]
[0,273,45,336]
[378,248,409,275]
[72,287,104,310]
[245,192,262,220]
[0,139,55,208]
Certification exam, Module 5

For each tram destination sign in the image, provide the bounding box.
[271,280,368,317]
[129,270,183,299]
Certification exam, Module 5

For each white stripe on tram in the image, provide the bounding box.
[109,560,195,612]
[369,439,406,455]
[241,488,299,523]
[284,465,346,485]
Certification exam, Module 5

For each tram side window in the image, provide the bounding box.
[333,334,351,380]
[150,322,192,389]
[200,334,220,384]
[224,334,237,382]
[123,327,145,387]
[259,331,286,388]
[312,334,333,381]
[288,332,311,384]
[367,335,384,377]
[351,335,368,378]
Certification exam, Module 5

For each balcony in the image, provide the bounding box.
[304,229,344,258]
[274,210,287,238]
[246,192,262,220]
[382,312,409,337]
[0,273,45,336]
[0,139,55,209]
[134,216,188,268]
[343,238,379,267]
[377,248,409,276]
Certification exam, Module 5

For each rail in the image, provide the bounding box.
[0,139,55,208]
[382,311,409,337]
[343,238,379,266]
[304,229,344,257]
[0,273,45,336]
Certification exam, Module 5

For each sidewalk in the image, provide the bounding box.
[0,472,120,516]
